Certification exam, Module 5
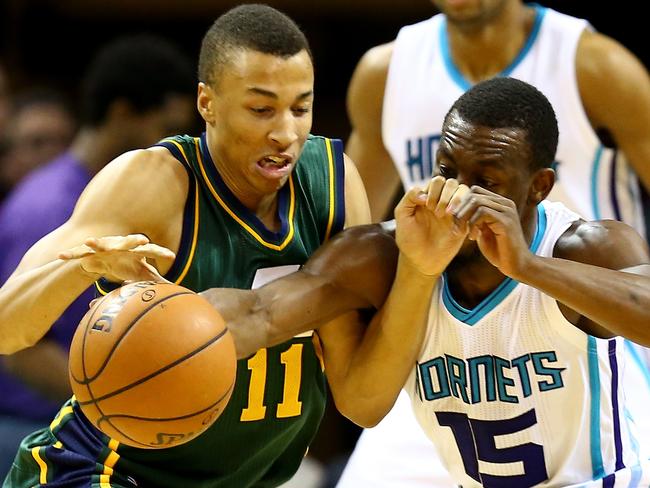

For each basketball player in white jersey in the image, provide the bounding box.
[391,77,650,487]
[340,1,650,485]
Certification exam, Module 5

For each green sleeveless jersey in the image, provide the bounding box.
[7,133,346,488]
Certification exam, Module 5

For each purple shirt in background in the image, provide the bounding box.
[0,152,94,420]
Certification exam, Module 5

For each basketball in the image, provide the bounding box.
[68,281,237,449]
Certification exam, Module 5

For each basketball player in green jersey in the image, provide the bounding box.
[0,4,439,487]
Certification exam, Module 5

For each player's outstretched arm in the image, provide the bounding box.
[204,223,399,359]
[0,149,183,354]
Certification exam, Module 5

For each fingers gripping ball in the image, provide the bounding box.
[69,281,237,449]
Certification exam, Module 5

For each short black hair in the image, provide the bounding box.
[198,3,312,86]
[81,35,194,126]
[11,87,73,119]
[445,77,559,170]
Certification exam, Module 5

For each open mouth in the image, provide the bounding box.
[259,155,290,169]
[256,155,293,180]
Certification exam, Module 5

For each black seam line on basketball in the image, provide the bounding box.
[97,416,153,449]
[73,292,114,384]
[77,291,195,385]
[77,327,230,405]
[92,359,233,451]
[99,380,235,422]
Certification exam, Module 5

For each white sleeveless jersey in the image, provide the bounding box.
[406,201,650,487]
[382,6,646,235]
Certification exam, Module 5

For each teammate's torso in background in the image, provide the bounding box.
[107,133,346,486]
[406,201,650,487]
[382,6,646,235]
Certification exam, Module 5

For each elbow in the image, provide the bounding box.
[332,394,389,428]
[0,336,36,356]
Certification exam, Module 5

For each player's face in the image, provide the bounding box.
[434,110,535,255]
[431,0,509,26]
[200,49,314,198]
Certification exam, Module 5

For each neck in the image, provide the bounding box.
[445,1,535,83]
[446,204,539,308]
[206,136,282,232]
[69,127,124,176]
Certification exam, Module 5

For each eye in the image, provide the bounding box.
[249,107,272,116]
[292,107,311,116]
[477,177,497,189]
[437,165,456,178]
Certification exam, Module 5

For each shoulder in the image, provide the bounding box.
[349,42,394,90]
[347,42,394,134]
[355,42,394,77]
[577,30,639,74]
[342,154,371,227]
[555,219,650,269]
[576,30,648,97]
[71,146,189,232]
[94,146,188,190]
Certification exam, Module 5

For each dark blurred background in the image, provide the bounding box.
[0,0,646,483]
[1,0,647,138]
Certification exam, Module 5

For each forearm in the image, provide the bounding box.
[3,340,72,402]
[326,256,437,427]
[0,260,97,354]
[201,273,373,359]
[517,257,650,344]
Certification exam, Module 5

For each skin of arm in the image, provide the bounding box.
[0,148,184,354]
[212,223,399,359]
[3,340,71,402]
[523,219,650,344]
[577,30,650,191]
[346,42,402,222]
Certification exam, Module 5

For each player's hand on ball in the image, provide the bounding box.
[395,176,470,276]
[59,234,175,283]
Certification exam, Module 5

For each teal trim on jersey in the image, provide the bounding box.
[588,335,605,479]
[590,145,604,219]
[625,340,650,390]
[440,5,546,91]
[443,204,546,325]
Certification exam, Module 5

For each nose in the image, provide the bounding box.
[268,111,298,149]
[455,175,471,187]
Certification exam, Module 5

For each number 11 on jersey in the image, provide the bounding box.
[240,344,304,421]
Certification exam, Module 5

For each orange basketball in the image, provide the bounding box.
[68,281,237,449]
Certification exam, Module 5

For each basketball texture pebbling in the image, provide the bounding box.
[69,281,237,449]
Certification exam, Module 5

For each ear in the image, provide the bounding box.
[527,167,555,205]
[197,82,216,125]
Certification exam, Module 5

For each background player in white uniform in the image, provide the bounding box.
[405,77,650,486]
[340,1,650,485]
